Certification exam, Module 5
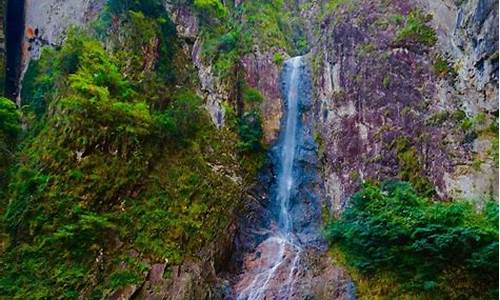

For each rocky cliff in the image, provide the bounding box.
[305,0,498,216]
[0,0,5,94]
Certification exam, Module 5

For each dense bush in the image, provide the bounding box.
[108,0,165,17]
[238,111,263,152]
[0,97,20,191]
[396,10,437,47]
[154,90,205,142]
[194,0,228,21]
[327,181,499,299]
[0,28,246,299]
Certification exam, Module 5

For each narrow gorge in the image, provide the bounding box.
[233,56,353,299]
[0,0,497,299]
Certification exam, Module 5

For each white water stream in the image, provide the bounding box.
[236,56,304,300]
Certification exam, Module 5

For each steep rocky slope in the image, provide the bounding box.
[303,0,498,216]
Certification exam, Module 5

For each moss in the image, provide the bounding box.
[325,0,348,12]
[357,42,376,57]
[382,75,391,89]
[392,137,435,197]
[489,136,499,166]
[329,246,416,299]
[452,110,466,123]
[314,131,325,160]
[427,111,450,126]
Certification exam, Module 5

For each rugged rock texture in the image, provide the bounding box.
[164,4,228,128]
[307,0,498,216]
[22,0,104,81]
[417,0,498,112]
[19,0,105,100]
[24,0,105,52]
[191,36,230,128]
[241,48,286,143]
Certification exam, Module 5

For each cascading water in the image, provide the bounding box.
[235,56,315,300]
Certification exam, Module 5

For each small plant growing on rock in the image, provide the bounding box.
[433,54,456,78]
[396,10,437,47]
[273,52,284,66]
[383,75,391,89]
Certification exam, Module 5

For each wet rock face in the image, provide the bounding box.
[309,0,498,215]
[230,59,353,300]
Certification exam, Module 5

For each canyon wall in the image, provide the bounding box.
[307,0,498,216]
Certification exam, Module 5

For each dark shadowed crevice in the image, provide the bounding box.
[5,0,24,100]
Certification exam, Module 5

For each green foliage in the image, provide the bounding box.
[242,86,264,105]
[238,111,263,152]
[396,10,437,47]
[382,75,391,89]
[0,97,20,192]
[357,43,376,57]
[0,97,20,141]
[107,0,165,17]
[326,181,499,299]
[427,110,449,126]
[194,0,228,20]
[154,90,206,142]
[392,137,435,197]
[273,52,284,65]
[239,0,293,51]
[109,268,142,289]
[433,55,452,77]
[21,30,90,118]
[0,28,250,299]
[326,0,347,11]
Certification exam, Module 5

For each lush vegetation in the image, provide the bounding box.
[0,1,268,298]
[326,181,499,299]
[395,10,437,47]
[0,97,20,196]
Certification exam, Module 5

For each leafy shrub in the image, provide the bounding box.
[239,0,292,50]
[238,111,263,152]
[154,90,206,142]
[396,10,437,47]
[0,97,20,190]
[326,181,499,299]
[194,0,228,21]
[242,86,264,105]
[273,52,284,65]
[433,55,452,77]
[0,97,20,141]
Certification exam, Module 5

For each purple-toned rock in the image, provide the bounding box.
[241,48,287,144]
[306,0,498,216]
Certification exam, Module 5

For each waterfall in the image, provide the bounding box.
[278,56,301,234]
[235,56,308,300]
